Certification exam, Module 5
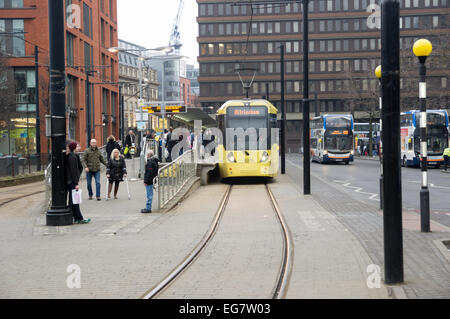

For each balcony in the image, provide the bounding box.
[15,94,35,104]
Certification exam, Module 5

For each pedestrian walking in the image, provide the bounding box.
[82,139,107,201]
[141,150,159,214]
[443,146,450,172]
[106,135,121,160]
[66,141,91,224]
[106,149,127,199]
[124,130,136,159]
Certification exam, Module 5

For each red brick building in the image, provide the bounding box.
[180,76,192,107]
[0,0,119,156]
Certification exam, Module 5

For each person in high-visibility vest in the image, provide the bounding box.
[444,146,450,171]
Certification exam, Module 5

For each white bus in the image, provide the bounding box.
[400,110,449,168]
[354,122,381,155]
[310,114,354,165]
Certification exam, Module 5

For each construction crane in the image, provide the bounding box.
[169,0,185,55]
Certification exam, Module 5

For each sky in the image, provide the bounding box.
[117,0,199,67]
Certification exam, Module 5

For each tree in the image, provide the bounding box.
[343,65,380,157]
[399,22,449,111]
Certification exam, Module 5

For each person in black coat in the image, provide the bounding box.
[124,130,136,159]
[106,135,121,160]
[66,141,90,224]
[142,150,159,214]
[106,148,127,199]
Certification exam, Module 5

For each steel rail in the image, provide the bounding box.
[266,184,294,299]
[141,185,233,299]
[141,183,293,299]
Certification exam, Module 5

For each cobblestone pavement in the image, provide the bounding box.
[286,155,450,299]
[269,175,389,299]
[0,170,229,298]
[158,184,284,299]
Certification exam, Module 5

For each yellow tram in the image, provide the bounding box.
[216,99,279,179]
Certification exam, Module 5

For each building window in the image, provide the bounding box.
[0,19,25,56]
[66,32,74,66]
[432,16,439,27]
[83,3,93,38]
[0,0,24,8]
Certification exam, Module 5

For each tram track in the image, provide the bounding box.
[142,183,293,299]
[0,190,45,208]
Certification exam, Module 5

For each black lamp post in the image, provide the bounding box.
[46,0,72,226]
[381,0,403,284]
[280,44,286,175]
[302,0,311,195]
[413,38,433,233]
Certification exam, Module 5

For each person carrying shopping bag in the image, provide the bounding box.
[66,141,91,224]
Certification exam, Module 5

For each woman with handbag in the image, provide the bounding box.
[106,148,127,199]
[66,141,91,224]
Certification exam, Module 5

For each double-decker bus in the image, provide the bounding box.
[400,110,449,168]
[310,114,354,164]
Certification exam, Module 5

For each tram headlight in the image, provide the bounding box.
[351,150,354,155]
[227,152,235,163]
[323,150,328,155]
[260,151,269,163]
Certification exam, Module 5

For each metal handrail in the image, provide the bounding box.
[156,150,196,209]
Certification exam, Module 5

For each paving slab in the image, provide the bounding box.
[269,175,389,299]
[0,171,228,298]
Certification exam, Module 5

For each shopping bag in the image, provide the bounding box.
[71,189,83,205]
[124,146,129,155]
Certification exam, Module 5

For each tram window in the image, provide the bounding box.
[311,139,318,149]
[225,107,269,150]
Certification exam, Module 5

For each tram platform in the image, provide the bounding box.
[0,155,449,299]
[0,163,390,299]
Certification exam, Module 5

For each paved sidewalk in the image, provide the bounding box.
[356,156,380,162]
[0,166,229,298]
[286,159,450,299]
[270,175,389,299]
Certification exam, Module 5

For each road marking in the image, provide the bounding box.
[333,180,379,201]
[286,158,380,201]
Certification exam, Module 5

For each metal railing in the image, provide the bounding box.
[155,150,197,210]
[0,154,51,178]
